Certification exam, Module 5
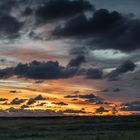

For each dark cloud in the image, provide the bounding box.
[27,98,36,105]
[70,47,89,56]
[0,59,135,81]
[20,105,29,109]
[61,67,77,78]
[65,93,106,105]
[121,101,140,111]
[0,13,22,37]
[82,98,105,105]
[54,14,89,36]
[52,102,68,106]
[10,90,17,93]
[85,68,103,79]
[72,98,78,101]
[7,107,18,113]
[65,93,99,99]
[102,89,109,92]
[6,107,64,116]
[0,60,78,80]
[78,94,106,105]
[0,98,8,102]
[15,60,76,79]
[113,88,120,92]
[95,106,109,113]
[35,0,94,22]
[34,95,46,100]
[23,7,33,16]
[37,102,46,106]
[11,98,26,105]
[112,107,118,115]
[0,67,13,78]
[35,80,44,84]
[108,60,136,81]
[63,109,86,114]
[115,60,136,73]
[79,94,96,99]
[64,95,78,98]
[77,67,103,80]
[67,55,85,67]
[54,8,140,52]
[0,0,17,14]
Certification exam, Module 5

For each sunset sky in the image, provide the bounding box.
[0,0,140,116]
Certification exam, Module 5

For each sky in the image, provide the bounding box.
[0,0,139,116]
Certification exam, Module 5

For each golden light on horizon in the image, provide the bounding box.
[0,78,135,116]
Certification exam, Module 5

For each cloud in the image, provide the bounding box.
[0,98,8,102]
[61,67,77,78]
[53,8,140,52]
[82,98,106,105]
[7,107,18,112]
[78,94,106,105]
[54,14,89,36]
[0,13,22,37]
[64,93,99,99]
[121,101,140,111]
[113,88,120,92]
[0,67,13,78]
[69,47,89,56]
[67,55,85,67]
[108,60,136,80]
[9,90,17,93]
[64,93,106,105]
[35,0,94,22]
[11,98,26,105]
[63,109,86,114]
[23,7,33,16]
[95,106,109,113]
[0,60,78,80]
[37,102,46,106]
[79,94,97,99]
[52,102,68,106]
[14,61,62,79]
[14,60,77,79]
[85,68,103,79]
[64,95,79,98]
[6,107,64,117]
[20,105,29,109]
[0,59,135,81]
[34,95,46,100]
[0,0,17,14]
[27,98,36,105]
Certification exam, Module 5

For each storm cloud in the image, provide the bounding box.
[108,60,136,81]
[0,60,78,80]
[54,8,140,52]
[67,55,86,67]
[0,13,22,37]
[35,0,94,22]
[0,59,136,81]
[85,68,103,79]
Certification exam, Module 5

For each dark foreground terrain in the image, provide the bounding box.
[0,116,140,140]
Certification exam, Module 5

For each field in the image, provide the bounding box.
[0,116,140,140]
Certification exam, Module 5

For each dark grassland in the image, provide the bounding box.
[0,116,140,140]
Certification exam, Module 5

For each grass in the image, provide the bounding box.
[0,116,140,140]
